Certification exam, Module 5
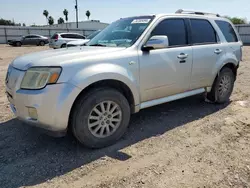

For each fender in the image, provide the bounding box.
[70,63,140,106]
[210,51,239,86]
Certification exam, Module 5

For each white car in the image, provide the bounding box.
[66,30,101,47]
[49,33,86,49]
[5,10,242,148]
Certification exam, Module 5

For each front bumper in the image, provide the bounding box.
[6,83,81,132]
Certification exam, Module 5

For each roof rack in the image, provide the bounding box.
[175,9,220,17]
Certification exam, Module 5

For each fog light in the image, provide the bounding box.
[27,107,38,120]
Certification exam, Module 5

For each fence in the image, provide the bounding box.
[1,24,250,45]
[0,26,96,44]
[235,24,250,44]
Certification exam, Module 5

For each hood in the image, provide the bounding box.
[11,47,125,70]
[67,39,90,46]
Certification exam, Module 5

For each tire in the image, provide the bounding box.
[71,87,131,148]
[61,44,66,48]
[39,41,45,46]
[15,41,22,47]
[207,67,235,103]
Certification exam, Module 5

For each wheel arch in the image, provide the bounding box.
[210,62,238,93]
[67,79,138,133]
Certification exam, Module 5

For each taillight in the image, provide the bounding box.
[55,34,59,41]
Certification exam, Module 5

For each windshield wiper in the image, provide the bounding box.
[89,44,106,47]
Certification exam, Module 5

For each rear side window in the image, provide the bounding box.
[73,34,85,39]
[61,34,70,38]
[215,20,238,42]
[151,19,187,47]
[61,34,85,39]
[190,19,217,44]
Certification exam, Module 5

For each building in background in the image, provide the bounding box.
[46,20,108,31]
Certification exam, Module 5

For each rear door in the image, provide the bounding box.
[215,20,242,61]
[189,19,227,89]
[29,35,39,45]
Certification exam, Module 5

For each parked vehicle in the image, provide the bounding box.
[8,35,49,47]
[5,10,242,148]
[49,33,86,49]
[67,30,102,47]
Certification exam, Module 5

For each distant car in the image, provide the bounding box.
[49,33,86,49]
[8,35,49,47]
[66,30,101,47]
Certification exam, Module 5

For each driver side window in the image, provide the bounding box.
[151,19,187,47]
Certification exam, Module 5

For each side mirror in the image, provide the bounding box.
[142,35,169,51]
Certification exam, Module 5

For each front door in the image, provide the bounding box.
[139,18,193,102]
[22,36,31,45]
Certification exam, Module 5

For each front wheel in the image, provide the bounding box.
[15,42,22,47]
[39,41,45,46]
[71,88,131,148]
[207,67,235,103]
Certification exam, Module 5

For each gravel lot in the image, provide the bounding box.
[0,45,250,188]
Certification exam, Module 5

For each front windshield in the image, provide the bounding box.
[87,16,154,47]
[87,30,101,39]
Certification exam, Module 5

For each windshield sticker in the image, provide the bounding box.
[131,19,151,24]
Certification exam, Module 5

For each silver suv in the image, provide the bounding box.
[49,33,86,49]
[5,10,242,148]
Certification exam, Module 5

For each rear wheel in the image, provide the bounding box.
[71,88,131,148]
[15,42,21,47]
[207,67,235,103]
[39,41,45,46]
[61,44,66,48]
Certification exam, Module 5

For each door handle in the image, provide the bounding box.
[177,53,188,59]
[214,49,223,54]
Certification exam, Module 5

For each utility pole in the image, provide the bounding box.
[75,0,79,28]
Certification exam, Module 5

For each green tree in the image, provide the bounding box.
[225,16,247,24]
[86,10,91,20]
[63,9,69,28]
[43,10,49,24]
[48,16,54,25]
[22,23,26,26]
[57,17,64,24]
[0,18,15,25]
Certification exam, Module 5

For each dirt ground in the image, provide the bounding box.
[0,44,250,188]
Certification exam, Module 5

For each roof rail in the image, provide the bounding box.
[175,9,220,17]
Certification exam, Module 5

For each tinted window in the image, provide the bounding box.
[24,36,33,39]
[61,34,70,38]
[74,34,85,39]
[190,19,217,44]
[215,20,238,42]
[61,34,85,39]
[29,35,39,38]
[151,19,187,46]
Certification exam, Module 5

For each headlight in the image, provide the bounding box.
[21,67,62,89]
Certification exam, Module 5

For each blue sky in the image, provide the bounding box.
[0,0,249,25]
